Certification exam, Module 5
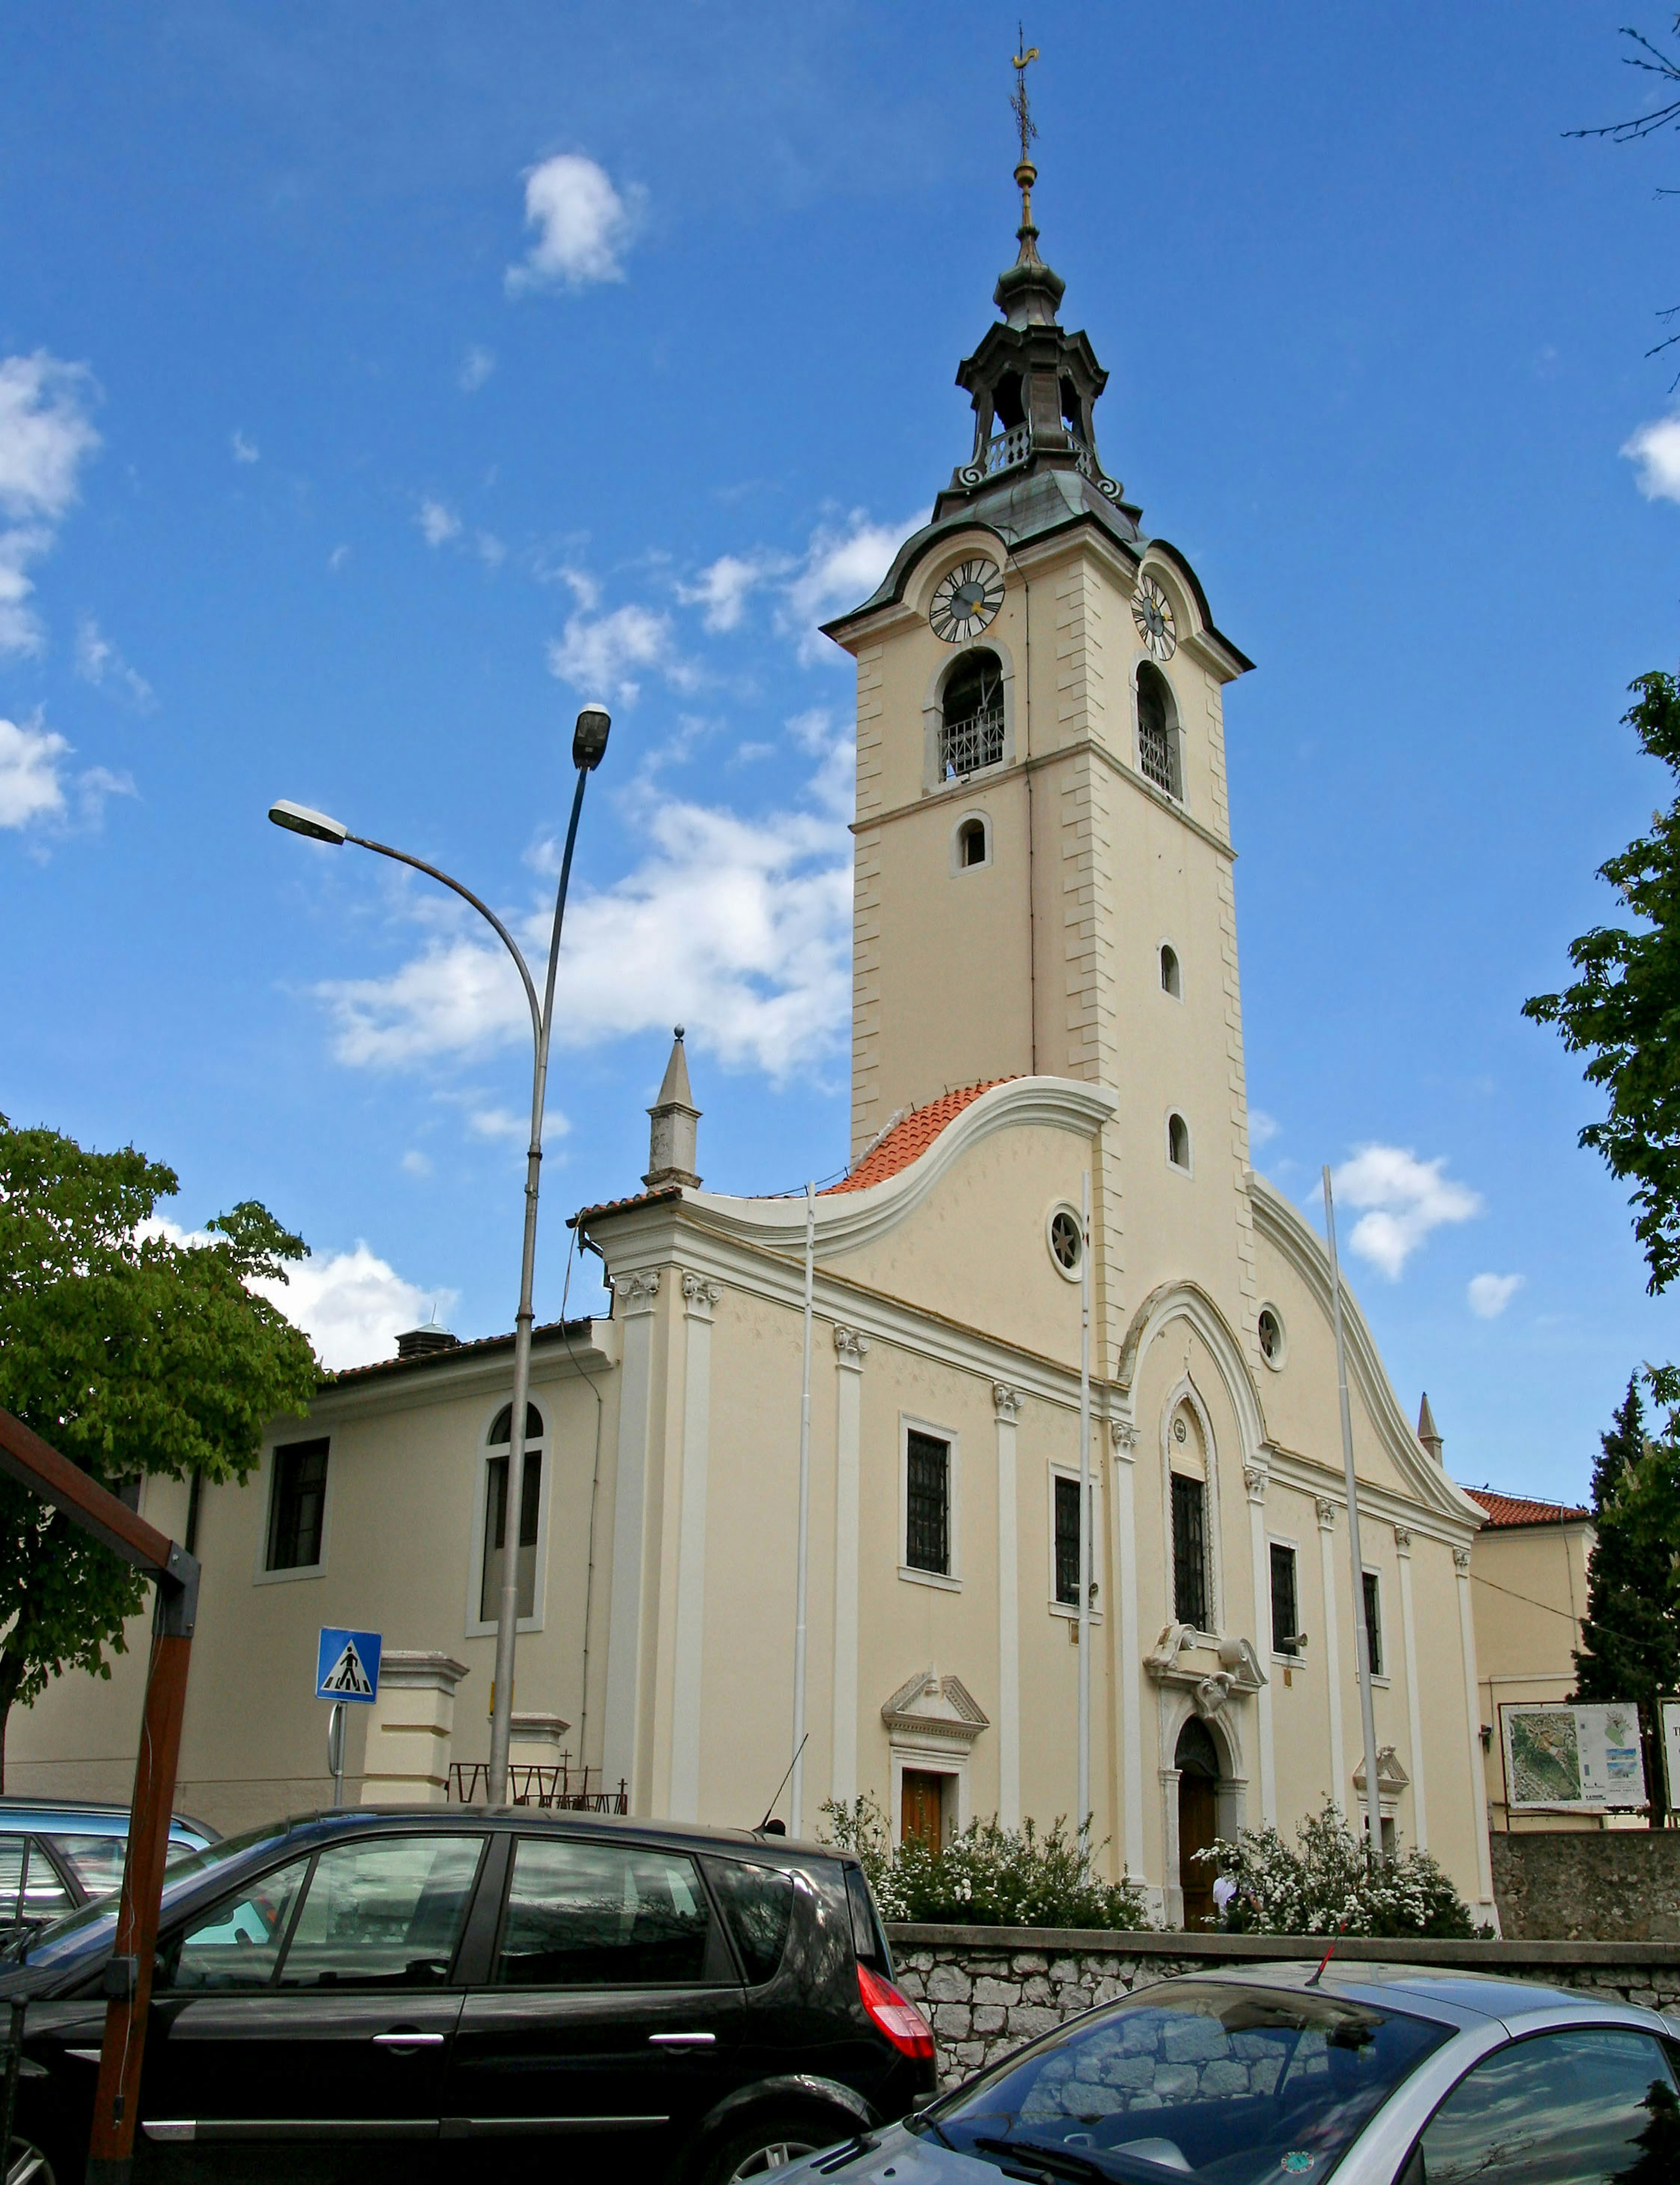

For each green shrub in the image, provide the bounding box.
[819,1795,1152,1929]
[1201,1801,1488,1938]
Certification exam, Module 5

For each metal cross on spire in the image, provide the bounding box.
[1010,28,1042,242]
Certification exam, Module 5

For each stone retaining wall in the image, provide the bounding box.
[1491,1828,1680,1940]
[886,1926,1680,2089]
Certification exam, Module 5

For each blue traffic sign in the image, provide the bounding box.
[316,1627,382,1704]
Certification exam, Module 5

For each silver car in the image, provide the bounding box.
[783,1961,1680,2185]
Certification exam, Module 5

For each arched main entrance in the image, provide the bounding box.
[1176,1716,1221,1931]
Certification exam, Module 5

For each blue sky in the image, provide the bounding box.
[5,1,1680,1504]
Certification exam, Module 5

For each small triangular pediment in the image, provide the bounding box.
[1352,1744,1409,1795]
[882,1667,989,1748]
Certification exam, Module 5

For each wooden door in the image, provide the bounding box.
[1178,1772,1218,1930]
[900,1770,946,1850]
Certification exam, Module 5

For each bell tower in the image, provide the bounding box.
[821,46,1263,1365]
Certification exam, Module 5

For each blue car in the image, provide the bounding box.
[784,1961,1680,2185]
[0,1798,216,1936]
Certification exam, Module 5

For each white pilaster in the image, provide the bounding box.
[1316,1497,1347,1815]
[1393,1527,1428,1851]
[1455,1544,1496,1918]
[668,1271,721,1821]
[1110,1418,1144,1878]
[830,1325,868,1806]
[602,1271,661,1802]
[994,1383,1025,1830]
[1245,1460,1276,1824]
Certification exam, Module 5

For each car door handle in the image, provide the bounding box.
[649,2032,716,2048]
[373,2031,447,2050]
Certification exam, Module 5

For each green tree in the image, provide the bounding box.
[1524,673,1680,1294]
[0,1116,317,1782]
[1572,1376,1680,1826]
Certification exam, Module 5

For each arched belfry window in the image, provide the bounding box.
[1137,662,1181,800]
[941,650,1005,781]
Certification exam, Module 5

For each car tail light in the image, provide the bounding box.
[858,1962,934,2058]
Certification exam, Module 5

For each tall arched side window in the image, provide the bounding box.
[481,1404,544,1622]
[1159,943,1182,998]
[1137,662,1181,800]
[940,650,1005,780]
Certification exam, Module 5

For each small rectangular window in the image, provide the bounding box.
[266,1439,329,1571]
[480,1450,543,1621]
[1054,1475,1082,1606]
[905,1431,949,1575]
[1362,1570,1384,1678]
[1270,1543,1300,1656]
[1171,1474,1208,1630]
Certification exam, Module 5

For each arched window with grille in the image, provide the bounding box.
[1136,662,1181,800]
[480,1403,544,1624]
[940,650,1005,781]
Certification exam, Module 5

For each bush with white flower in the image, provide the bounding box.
[1200,1800,1488,1938]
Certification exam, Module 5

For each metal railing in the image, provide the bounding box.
[940,703,1006,780]
[1138,719,1177,797]
[449,1758,628,1812]
[984,422,1032,474]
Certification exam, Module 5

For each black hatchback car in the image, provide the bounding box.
[0,1804,936,2185]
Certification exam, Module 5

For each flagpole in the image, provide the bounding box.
[1323,1166,1383,1856]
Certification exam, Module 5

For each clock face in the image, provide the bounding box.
[930,558,1005,644]
[1132,574,1178,661]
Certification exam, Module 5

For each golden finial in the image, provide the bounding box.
[1011,27,1041,235]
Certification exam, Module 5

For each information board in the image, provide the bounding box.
[1500,1700,1646,1810]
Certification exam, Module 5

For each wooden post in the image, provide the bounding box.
[0,1411,198,2185]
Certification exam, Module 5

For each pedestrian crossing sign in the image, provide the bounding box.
[316,1627,382,1704]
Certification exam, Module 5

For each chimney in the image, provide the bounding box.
[396,1327,460,1361]
[1417,1391,1443,1465]
[644,1026,702,1191]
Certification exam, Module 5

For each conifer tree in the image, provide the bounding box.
[1572,1376,1680,1825]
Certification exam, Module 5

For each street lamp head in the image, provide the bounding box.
[268,799,348,846]
[573,705,611,773]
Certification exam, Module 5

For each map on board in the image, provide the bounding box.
[1502,1702,1647,1810]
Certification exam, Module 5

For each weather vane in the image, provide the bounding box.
[1011,27,1041,237]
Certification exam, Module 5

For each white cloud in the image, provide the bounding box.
[506,153,645,295]
[1623,414,1680,502]
[231,430,259,465]
[401,1149,432,1177]
[417,497,461,547]
[0,714,69,828]
[0,351,101,655]
[546,601,693,704]
[328,543,350,573]
[1468,1271,1524,1319]
[459,345,496,392]
[1248,1109,1280,1149]
[468,1106,530,1143]
[780,510,922,659]
[1332,1143,1482,1280]
[75,614,154,708]
[679,551,789,633]
[475,531,506,570]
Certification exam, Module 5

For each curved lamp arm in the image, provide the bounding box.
[345,832,542,1049]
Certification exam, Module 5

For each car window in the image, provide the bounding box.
[45,1832,201,1902]
[21,1843,73,1922]
[0,1838,24,1926]
[158,1856,312,1991]
[706,1859,793,1985]
[1418,2026,1680,2184]
[496,1838,711,1988]
[845,1865,892,1976]
[277,1835,483,1990]
[919,1980,1449,2182]
[19,1819,293,1971]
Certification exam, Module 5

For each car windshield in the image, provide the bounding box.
[912,1980,1450,2185]
[13,1821,295,1971]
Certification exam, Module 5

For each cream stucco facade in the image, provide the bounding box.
[11,210,1500,1928]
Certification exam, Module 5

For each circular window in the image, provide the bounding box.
[1047,1204,1084,1281]
[1256,1306,1286,1370]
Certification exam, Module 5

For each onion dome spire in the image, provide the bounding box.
[995,29,1065,329]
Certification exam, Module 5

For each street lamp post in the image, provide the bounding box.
[270,702,610,1806]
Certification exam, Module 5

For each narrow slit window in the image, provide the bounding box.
[1270,1543,1300,1656]
[1362,1570,1384,1678]
[1171,1473,1208,1630]
[1168,1113,1191,1170]
[1054,1476,1082,1606]
[905,1431,950,1576]
[1160,944,1181,997]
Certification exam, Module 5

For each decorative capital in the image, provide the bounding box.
[1315,1497,1337,1532]
[1453,1545,1472,1576]
[680,1270,721,1319]
[834,1324,870,1368]
[1109,1418,1140,1458]
[1393,1526,1413,1555]
[1243,1461,1269,1504]
[993,1382,1025,1422]
[617,1269,662,1315]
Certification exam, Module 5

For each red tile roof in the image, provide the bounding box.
[569,1185,682,1230]
[328,1317,594,1387]
[1466,1487,1590,1529]
[825,1078,1017,1195]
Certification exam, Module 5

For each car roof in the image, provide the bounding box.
[0,1798,214,1841]
[1170,1960,1665,2033]
[244,1804,849,1864]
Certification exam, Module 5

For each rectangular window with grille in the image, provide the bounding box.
[1054,1475,1082,1606]
[905,1431,950,1576]
[1270,1542,1300,1656]
[1171,1473,1208,1630]
[1362,1570,1384,1678]
[266,1438,329,1572]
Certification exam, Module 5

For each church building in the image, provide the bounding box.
[13,124,1497,1929]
